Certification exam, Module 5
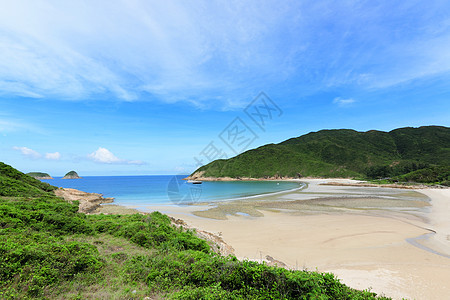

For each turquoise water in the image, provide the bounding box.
[42,175,302,206]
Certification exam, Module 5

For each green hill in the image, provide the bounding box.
[0,163,56,197]
[0,162,390,299]
[26,172,53,179]
[63,170,81,179]
[191,126,450,183]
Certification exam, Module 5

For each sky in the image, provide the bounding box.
[1,0,449,176]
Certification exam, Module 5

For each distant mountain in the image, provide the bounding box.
[189,126,450,183]
[26,172,53,180]
[63,171,81,179]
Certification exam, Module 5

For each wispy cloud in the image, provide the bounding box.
[13,147,63,161]
[45,152,61,160]
[0,120,23,133]
[13,146,42,159]
[1,1,450,108]
[333,97,356,107]
[87,147,144,165]
[0,118,43,134]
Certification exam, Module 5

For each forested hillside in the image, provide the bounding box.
[191,126,450,184]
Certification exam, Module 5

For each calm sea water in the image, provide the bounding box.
[42,175,302,206]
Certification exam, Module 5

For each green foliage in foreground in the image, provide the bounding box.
[193,126,450,182]
[0,162,391,299]
[144,251,383,300]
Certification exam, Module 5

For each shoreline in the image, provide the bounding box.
[189,181,307,207]
[186,175,444,189]
[90,178,450,299]
[138,178,449,299]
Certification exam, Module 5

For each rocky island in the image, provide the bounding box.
[26,172,53,180]
[62,170,81,179]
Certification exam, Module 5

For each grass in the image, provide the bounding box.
[0,161,393,299]
[0,195,390,299]
[51,234,156,299]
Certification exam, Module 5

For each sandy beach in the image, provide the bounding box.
[101,179,450,300]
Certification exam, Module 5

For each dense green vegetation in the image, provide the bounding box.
[193,126,450,184]
[63,171,80,178]
[0,163,56,197]
[0,162,391,299]
[26,172,52,179]
[65,171,78,176]
[390,166,450,186]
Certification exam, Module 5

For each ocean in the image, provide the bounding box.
[42,175,302,206]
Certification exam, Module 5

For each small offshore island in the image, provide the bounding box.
[62,170,82,179]
[26,172,53,180]
[26,170,83,180]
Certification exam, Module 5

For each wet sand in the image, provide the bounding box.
[100,179,450,300]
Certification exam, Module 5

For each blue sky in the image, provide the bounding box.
[1,0,449,176]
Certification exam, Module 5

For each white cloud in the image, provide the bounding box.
[45,152,61,160]
[88,147,144,165]
[13,147,63,160]
[13,146,42,159]
[0,1,308,108]
[88,147,121,163]
[1,1,450,108]
[333,97,356,106]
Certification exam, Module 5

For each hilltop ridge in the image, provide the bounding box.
[189,126,450,184]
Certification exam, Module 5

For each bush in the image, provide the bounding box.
[0,196,93,235]
[0,161,393,299]
[143,250,387,299]
[392,166,450,184]
[0,231,102,297]
[89,212,210,252]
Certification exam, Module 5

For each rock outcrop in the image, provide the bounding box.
[170,217,235,256]
[54,188,114,213]
[62,171,81,179]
